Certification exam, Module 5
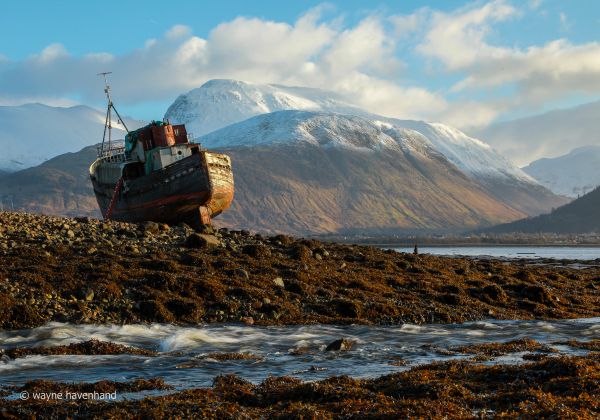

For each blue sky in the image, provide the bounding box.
[1,0,599,129]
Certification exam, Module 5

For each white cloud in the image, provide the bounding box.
[417,0,517,70]
[0,8,446,124]
[1,0,599,151]
[417,1,600,118]
[166,24,192,40]
[389,9,427,38]
[35,43,70,63]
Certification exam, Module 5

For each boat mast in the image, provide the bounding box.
[98,72,130,155]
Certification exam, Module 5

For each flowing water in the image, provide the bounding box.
[1,319,598,397]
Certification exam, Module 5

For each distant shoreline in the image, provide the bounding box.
[363,243,600,248]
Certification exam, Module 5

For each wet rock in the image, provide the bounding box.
[331,298,362,318]
[241,316,254,325]
[138,300,174,322]
[185,233,220,248]
[83,289,94,302]
[325,338,355,352]
[197,224,215,235]
[140,221,161,235]
[242,244,271,258]
[292,244,312,262]
[271,234,292,245]
[520,284,554,304]
[5,339,157,358]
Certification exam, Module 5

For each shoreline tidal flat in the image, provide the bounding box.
[1,211,599,418]
[0,211,598,328]
[0,354,597,418]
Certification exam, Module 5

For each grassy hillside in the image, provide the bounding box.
[486,186,600,234]
[0,146,100,217]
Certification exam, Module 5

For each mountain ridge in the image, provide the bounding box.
[474,99,600,166]
[166,79,539,186]
[485,186,600,234]
[522,145,600,198]
[0,103,143,172]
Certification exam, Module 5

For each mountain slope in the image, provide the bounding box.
[486,186,600,234]
[167,79,566,216]
[0,112,527,234]
[523,145,600,198]
[201,111,526,234]
[0,145,100,217]
[0,103,142,172]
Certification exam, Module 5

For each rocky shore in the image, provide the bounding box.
[0,211,599,329]
[1,354,597,418]
[1,211,599,418]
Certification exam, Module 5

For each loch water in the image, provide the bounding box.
[392,246,600,261]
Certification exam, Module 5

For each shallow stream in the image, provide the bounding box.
[1,318,597,396]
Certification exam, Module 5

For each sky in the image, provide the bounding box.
[1,0,599,144]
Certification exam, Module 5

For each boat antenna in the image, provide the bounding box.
[98,72,129,155]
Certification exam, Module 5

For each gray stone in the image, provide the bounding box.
[325,338,355,352]
[185,233,220,248]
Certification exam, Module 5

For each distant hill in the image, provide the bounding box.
[474,100,600,166]
[0,146,100,217]
[485,186,600,234]
[0,103,143,172]
[523,145,600,198]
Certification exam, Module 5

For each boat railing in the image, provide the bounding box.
[97,141,126,162]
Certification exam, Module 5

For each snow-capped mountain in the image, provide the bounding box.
[200,110,435,156]
[0,103,142,172]
[2,97,565,234]
[166,79,536,185]
[200,110,528,234]
[165,79,363,137]
[523,145,600,198]
[386,120,536,184]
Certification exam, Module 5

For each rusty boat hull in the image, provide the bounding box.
[90,151,234,227]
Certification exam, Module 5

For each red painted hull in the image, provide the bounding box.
[90,151,234,226]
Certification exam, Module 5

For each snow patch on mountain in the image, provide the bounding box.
[523,145,600,197]
[165,79,365,137]
[200,110,438,158]
[385,119,537,183]
[0,103,143,172]
[168,79,536,185]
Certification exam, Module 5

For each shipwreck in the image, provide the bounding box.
[89,73,234,227]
